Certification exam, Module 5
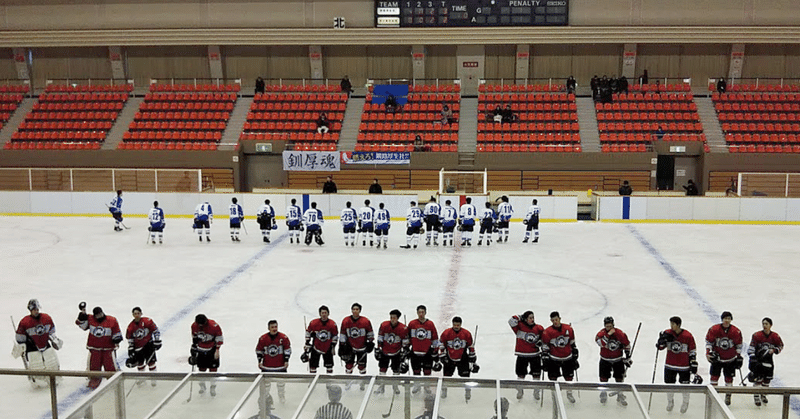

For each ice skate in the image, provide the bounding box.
[370,241,374,246]
[533,237,538,243]
[433,240,438,246]
[761,394,768,404]
[206,236,210,242]
[522,238,529,243]
[516,388,524,400]
[411,382,421,394]
[464,388,471,402]
[566,390,575,404]
[666,399,674,412]
[374,384,385,395]
[680,400,689,413]
[477,240,482,246]
[533,389,541,400]
[210,385,217,397]
[617,392,627,406]
[199,236,203,242]
[400,244,411,249]
[290,238,293,244]
[360,382,365,391]
[198,382,206,395]
[599,390,607,404]
[754,394,761,406]
[725,393,731,405]
[393,384,400,394]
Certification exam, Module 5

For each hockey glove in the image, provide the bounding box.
[757,346,771,360]
[77,311,88,322]
[399,359,410,374]
[471,363,480,374]
[623,357,633,369]
[523,219,528,225]
[432,360,443,372]
[374,349,382,361]
[128,342,136,358]
[733,354,744,369]
[300,224,305,232]
[508,315,520,327]
[300,350,310,363]
[152,340,162,351]
[571,346,579,360]
[707,351,720,363]
[11,343,25,359]
[147,226,152,232]
[689,356,698,375]
[78,301,86,311]
[365,341,375,353]
[50,336,63,350]
[125,357,138,368]
[691,374,704,385]
[656,331,674,349]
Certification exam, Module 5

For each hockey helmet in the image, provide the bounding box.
[603,316,614,325]
[27,299,41,311]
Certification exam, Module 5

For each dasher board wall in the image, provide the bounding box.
[0,191,578,221]
[598,196,800,222]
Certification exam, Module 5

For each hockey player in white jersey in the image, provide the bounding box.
[459,197,477,246]
[286,198,303,244]
[341,202,358,246]
[108,189,124,231]
[194,202,213,242]
[440,200,458,247]
[303,202,325,246]
[401,201,423,249]
[478,202,497,246]
[148,201,165,244]
[423,197,442,246]
[229,197,244,242]
[523,199,541,243]
[358,199,376,247]
[374,203,390,249]
[496,196,513,243]
[257,199,277,243]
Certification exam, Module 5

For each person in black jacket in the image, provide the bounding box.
[368,179,383,194]
[683,180,699,196]
[255,77,265,95]
[340,76,353,96]
[717,77,727,94]
[619,181,633,196]
[322,176,338,194]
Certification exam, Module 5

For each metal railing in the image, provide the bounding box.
[0,368,115,419]
[367,78,461,87]
[480,77,565,87]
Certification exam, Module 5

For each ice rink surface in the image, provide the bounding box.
[1,215,799,418]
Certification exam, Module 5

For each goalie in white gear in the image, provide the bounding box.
[522,199,540,243]
[13,299,62,387]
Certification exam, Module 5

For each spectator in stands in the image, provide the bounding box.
[414,135,430,152]
[492,105,503,123]
[619,180,633,196]
[683,180,699,196]
[618,76,629,93]
[640,69,649,85]
[590,75,599,100]
[341,75,353,97]
[369,178,383,194]
[566,76,577,94]
[440,104,453,124]
[609,77,619,94]
[717,77,727,94]
[501,104,516,123]
[655,125,665,141]
[255,77,265,95]
[385,94,398,113]
[322,176,338,194]
[316,113,330,134]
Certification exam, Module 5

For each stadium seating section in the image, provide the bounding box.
[597,84,706,152]
[0,85,27,128]
[476,84,580,152]
[356,84,460,152]
[712,85,800,153]
[240,85,345,152]
[5,84,129,150]
[118,84,240,151]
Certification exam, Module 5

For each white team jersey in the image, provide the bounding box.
[481,208,495,221]
[257,204,274,217]
[303,208,324,226]
[423,202,441,217]
[525,205,541,221]
[286,205,302,221]
[441,206,458,224]
[358,206,375,223]
[375,209,391,227]
[195,203,213,219]
[148,208,164,225]
[406,207,423,224]
[341,208,357,225]
[459,204,477,221]
[229,204,244,222]
[498,202,513,221]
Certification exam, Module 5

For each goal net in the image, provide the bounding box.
[439,169,488,195]
[738,172,800,197]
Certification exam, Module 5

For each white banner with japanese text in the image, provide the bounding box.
[282,151,340,171]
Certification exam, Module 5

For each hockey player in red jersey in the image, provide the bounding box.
[407,305,441,393]
[595,316,631,406]
[304,305,338,374]
[656,316,697,413]
[256,320,291,403]
[375,309,409,395]
[190,314,223,396]
[508,310,545,400]
[439,316,478,401]
[705,311,743,405]
[13,299,63,388]
[76,304,122,389]
[339,302,375,388]
[125,307,162,386]
[541,311,578,403]
[747,317,783,406]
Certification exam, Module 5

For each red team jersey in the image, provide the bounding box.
[542,324,575,361]
[705,324,743,362]
[509,318,545,356]
[340,316,374,351]
[407,319,439,355]
[126,317,159,349]
[440,327,474,361]
[256,332,291,371]
[661,329,697,370]
[595,328,631,362]
[377,321,409,356]
[192,320,223,353]
[306,318,339,353]
[748,330,784,357]
[16,313,56,350]
[76,315,122,351]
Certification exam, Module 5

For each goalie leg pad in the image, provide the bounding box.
[43,347,60,371]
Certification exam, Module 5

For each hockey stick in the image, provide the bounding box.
[125,350,157,397]
[10,316,36,386]
[738,367,748,386]
[647,349,660,411]
[184,364,196,403]
[242,218,248,235]
[382,388,397,418]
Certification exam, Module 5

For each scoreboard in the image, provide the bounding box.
[375,0,568,27]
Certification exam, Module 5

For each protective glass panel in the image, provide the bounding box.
[229,375,316,419]
[637,386,726,419]
[724,392,786,419]
[149,374,258,419]
[559,382,646,419]
[437,379,495,419]
[498,380,560,419]
[122,374,186,419]
[297,375,372,419]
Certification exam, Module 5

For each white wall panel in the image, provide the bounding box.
[739,198,788,221]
